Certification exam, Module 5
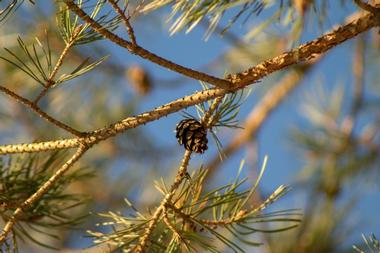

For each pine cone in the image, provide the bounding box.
[126,65,152,96]
[175,119,208,153]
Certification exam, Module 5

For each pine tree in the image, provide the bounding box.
[0,0,379,252]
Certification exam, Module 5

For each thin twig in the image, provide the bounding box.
[199,185,290,226]
[134,150,192,253]
[107,0,137,45]
[205,65,312,177]
[0,88,227,154]
[63,0,231,89]
[67,0,380,89]
[227,12,379,87]
[166,185,290,229]
[0,85,84,137]
[162,207,183,243]
[134,96,223,252]
[0,138,80,154]
[201,96,224,127]
[34,25,82,104]
[0,145,89,244]
[0,2,377,251]
[203,8,369,177]
[354,0,380,14]
[1,9,378,155]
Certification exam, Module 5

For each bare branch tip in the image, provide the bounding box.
[354,0,380,15]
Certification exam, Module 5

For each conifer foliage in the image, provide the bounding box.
[0,0,379,253]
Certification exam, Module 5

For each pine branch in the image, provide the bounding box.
[199,185,290,226]
[85,156,300,253]
[0,152,92,248]
[33,25,83,104]
[203,8,373,177]
[65,0,379,89]
[0,8,378,156]
[205,65,312,177]
[0,85,84,137]
[134,150,192,253]
[354,0,380,14]
[0,139,80,154]
[63,0,231,89]
[162,207,184,246]
[165,184,297,240]
[2,2,378,252]
[107,0,137,46]
[227,11,380,86]
[134,96,223,253]
[0,88,225,154]
[0,145,89,244]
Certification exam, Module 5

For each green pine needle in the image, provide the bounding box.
[88,160,300,252]
[57,0,122,45]
[0,152,93,249]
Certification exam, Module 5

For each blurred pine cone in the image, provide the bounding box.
[126,65,152,96]
[175,119,208,154]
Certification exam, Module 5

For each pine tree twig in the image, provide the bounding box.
[354,0,380,14]
[205,9,374,178]
[0,85,84,137]
[89,89,225,139]
[162,208,182,243]
[200,185,289,226]
[63,0,231,89]
[205,65,312,176]
[0,138,80,154]
[58,97,223,253]
[134,150,192,253]
[134,97,223,253]
[1,10,378,155]
[2,2,376,252]
[34,25,83,104]
[0,88,226,154]
[166,185,290,229]
[0,145,89,244]
[200,96,224,127]
[166,203,193,224]
[107,0,137,46]
[227,11,380,87]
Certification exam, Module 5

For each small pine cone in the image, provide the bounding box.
[125,65,152,96]
[175,119,208,153]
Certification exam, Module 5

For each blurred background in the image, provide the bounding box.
[0,0,379,252]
